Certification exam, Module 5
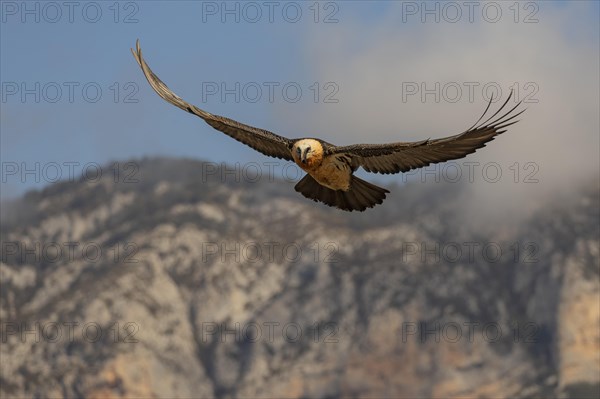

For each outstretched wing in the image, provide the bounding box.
[331,93,525,174]
[131,40,294,161]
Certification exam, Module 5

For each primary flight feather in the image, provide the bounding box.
[131,40,525,212]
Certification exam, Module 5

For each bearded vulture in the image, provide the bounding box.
[131,40,525,212]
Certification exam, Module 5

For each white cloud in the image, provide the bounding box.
[280,1,599,223]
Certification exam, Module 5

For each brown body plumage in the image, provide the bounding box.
[132,40,525,212]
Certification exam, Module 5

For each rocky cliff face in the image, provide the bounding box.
[1,158,598,398]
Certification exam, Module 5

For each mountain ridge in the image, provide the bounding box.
[1,157,598,398]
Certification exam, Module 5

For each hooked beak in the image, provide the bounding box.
[300,148,309,164]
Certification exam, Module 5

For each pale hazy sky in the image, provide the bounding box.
[2,1,599,215]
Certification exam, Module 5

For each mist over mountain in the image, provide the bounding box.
[1,157,598,398]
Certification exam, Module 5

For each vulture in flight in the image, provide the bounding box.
[131,40,525,212]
